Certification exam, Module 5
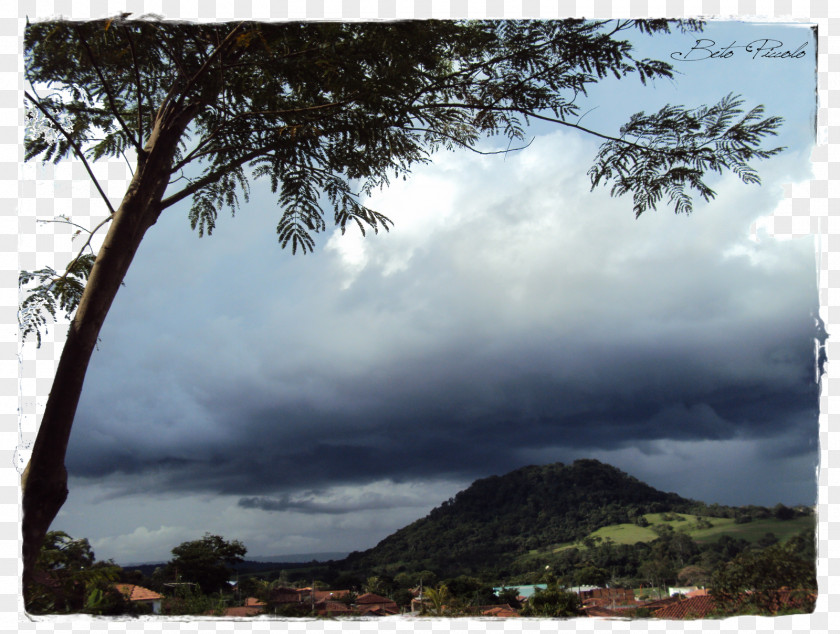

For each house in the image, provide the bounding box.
[668,586,699,597]
[651,589,816,619]
[313,599,355,616]
[114,583,164,614]
[492,584,546,600]
[312,589,351,602]
[636,595,681,611]
[653,595,717,619]
[479,605,520,617]
[409,591,427,613]
[269,586,306,604]
[355,592,400,616]
[232,596,267,615]
[579,587,636,607]
[460,603,520,617]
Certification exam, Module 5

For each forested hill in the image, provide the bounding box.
[343,459,705,577]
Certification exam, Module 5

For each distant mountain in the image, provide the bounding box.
[122,552,350,577]
[342,459,703,578]
[249,551,350,564]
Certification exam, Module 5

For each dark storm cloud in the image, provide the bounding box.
[67,299,820,504]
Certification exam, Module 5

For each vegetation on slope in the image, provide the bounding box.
[344,460,693,577]
[29,459,816,617]
[341,459,813,582]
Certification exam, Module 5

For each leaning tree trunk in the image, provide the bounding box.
[21,102,199,595]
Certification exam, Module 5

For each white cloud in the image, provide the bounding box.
[58,477,469,564]
[92,525,195,566]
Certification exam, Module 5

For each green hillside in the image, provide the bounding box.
[342,459,703,578]
[536,512,815,552]
[340,460,814,583]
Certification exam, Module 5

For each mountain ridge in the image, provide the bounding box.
[341,459,711,577]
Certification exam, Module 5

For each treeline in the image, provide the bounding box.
[506,525,815,589]
[248,524,818,617]
[27,523,816,617]
[25,459,817,617]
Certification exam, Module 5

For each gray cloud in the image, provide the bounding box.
[67,273,820,505]
[238,491,418,515]
[68,232,821,503]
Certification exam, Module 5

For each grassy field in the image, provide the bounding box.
[688,515,815,544]
[533,512,815,554]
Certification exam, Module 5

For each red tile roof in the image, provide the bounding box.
[356,592,394,604]
[358,605,400,616]
[654,595,716,620]
[653,590,817,620]
[114,583,163,602]
[269,587,304,603]
[315,600,355,615]
[313,589,351,601]
[482,606,520,617]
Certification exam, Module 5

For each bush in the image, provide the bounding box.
[162,585,216,616]
[710,541,816,615]
[520,585,582,617]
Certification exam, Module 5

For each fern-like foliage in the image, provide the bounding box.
[19,253,96,347]
[588,94,784,217]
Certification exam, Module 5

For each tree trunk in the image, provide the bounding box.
[21,102,198,597]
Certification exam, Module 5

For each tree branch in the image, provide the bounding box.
[406,127,534,155]
[170,99,355,174]
[24,91,116,215]
[181,22,247,103]
[147,22,190,79]
[38,217,94,235]
[123,25,144,149]
[73,24,142,153]
[39,213,113,297]
[418,102,669,155]
[160,144,275,210]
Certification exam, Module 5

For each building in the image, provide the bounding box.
[313,599,355,616]
[355,592,400,616]
[114,583,163,614]
[653,595,717,619]
[268,586,305,604]
[579,587,636,607]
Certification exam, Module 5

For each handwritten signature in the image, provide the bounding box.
[671,39,808,61]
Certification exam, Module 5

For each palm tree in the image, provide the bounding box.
[424,584,451,616]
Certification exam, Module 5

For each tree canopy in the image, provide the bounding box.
[25,530,126,615]
[710,535,817,615]
[21,17,785,594]
[164,533,247,595]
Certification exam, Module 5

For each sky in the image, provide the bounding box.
[30,19,821,566]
